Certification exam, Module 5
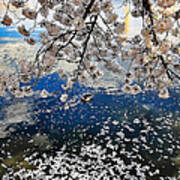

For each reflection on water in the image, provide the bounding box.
[0,101,33,138]
[0,73,180,179]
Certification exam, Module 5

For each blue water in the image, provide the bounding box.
[0,26,41,43]
[0,27,21,39]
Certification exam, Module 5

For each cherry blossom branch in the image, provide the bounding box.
[79,15,98,65]
[158,55,173,81]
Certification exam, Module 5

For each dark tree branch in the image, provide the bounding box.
[83,0,96,20]
[79,15,98,65]
[142,0,158,45]
[168,68,180,81]
[158,55,173,81]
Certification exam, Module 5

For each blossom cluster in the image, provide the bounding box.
[0,0,179,99]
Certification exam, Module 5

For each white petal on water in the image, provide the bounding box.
[140,136,146,143]
[40,89,50,98]
[116,131,125,139]
[60,94,68,102]
[133,118,140,124]
[112,120,119,125]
